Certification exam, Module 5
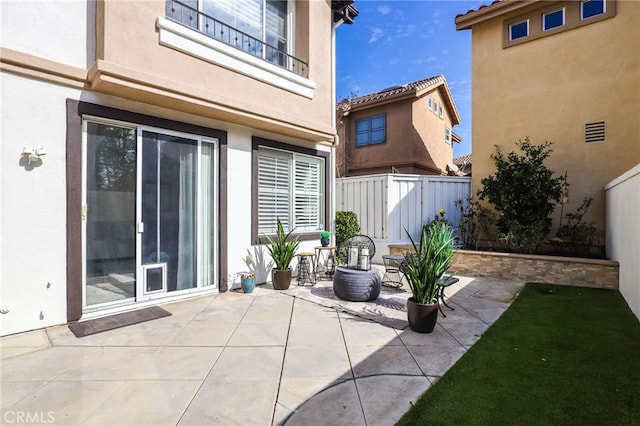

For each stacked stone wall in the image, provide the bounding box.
[388,246,619,289]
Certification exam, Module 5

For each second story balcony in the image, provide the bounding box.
[165,0,308,78]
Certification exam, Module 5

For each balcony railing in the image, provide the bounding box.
[166,0,308,78]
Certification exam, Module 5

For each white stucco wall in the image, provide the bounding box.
[225,132,334,289]
[0,0,94,68]
[605,164,640,321]
[1,72,81,335]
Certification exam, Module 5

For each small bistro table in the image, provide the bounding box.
[314,245,336,281]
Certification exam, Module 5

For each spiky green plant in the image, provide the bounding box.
[404,221,455,304]
[265,218,300,270]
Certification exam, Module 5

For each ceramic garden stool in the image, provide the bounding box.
[333,266,381,302]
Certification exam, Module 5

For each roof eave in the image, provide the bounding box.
[347,90,417,112]
[455,0,537,30]
[416,80,461,126]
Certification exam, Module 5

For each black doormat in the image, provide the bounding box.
[69,306,172,338]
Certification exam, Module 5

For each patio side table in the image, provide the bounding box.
[314,245,336,281]
[333,266,381,302]
[382,254,405,288]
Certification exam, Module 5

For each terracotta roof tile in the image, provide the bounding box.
[343,75,445,107]
[453,153,472,166]
[455,0,504,20]
[337,75,461,125]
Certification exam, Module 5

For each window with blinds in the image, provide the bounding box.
[258,147,324,234]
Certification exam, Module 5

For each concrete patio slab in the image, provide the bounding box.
[0,274,525,425]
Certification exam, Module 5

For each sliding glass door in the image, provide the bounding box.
[84,121,217,309]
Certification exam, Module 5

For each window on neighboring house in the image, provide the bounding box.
[445,127,451,144]
[433,101,439,115]
[509,20,529,40]
[439,105,444,119]
[257,145,325,235]
[581,0,605,20]
[543,8,565,31]
[428,97,433,110]
[356,114,386,146]
[167,0,292,70]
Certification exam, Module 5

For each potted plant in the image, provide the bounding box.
[403,220,455,333]
[240,273,256,293]
[320,230,331,247]
[240,255,256,293]
[265,218,300,290]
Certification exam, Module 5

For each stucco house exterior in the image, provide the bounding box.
[335,75,462,177]
[0,0,357,336]
[455,0,640,245]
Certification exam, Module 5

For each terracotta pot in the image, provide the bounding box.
[272,268,292,290]
[407,297,439,333]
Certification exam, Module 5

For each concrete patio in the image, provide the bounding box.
[1,273,524,425]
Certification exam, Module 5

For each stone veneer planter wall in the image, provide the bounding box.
[388,245,619,289]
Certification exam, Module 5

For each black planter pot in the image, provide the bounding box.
[407,297,439,333]
[272,268,292,290]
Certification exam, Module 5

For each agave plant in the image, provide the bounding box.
[265,218,300,270]
[403,221,455,305]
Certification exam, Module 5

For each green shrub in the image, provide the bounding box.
[455,198,498,249]
[478,137,564,253]
[554,196,597,255]
[335,211,360,249]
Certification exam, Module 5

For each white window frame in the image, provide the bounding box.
[509,19,529,41]
[445,127,451,144]
[543,8,565,31]
[581,0,606,20]
[257,146,325,234]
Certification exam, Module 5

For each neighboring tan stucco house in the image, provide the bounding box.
[0,0,357,336]
[455,0,640,245]
[336,75,462,177]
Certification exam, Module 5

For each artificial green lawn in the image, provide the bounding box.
[397,283,640,426]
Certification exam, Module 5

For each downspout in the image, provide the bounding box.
[331,19,343,241]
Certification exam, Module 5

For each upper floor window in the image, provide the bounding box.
[581,0,605,19]
[166,0,307,77]
[509,20,529,41]
[445,127,451,144]
[439,106,444,119]
[433,101,439,115]
[428,97,433,110]
[543,8,565,31]
[356,115,386,146]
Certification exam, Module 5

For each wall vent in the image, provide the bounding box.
[585,121,605,143]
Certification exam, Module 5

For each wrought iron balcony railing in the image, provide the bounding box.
[166,0,308,78]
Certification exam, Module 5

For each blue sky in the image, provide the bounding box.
[335,0,487,157]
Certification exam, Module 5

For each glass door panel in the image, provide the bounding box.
[140,131,198,296]
[85,123,137,306]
